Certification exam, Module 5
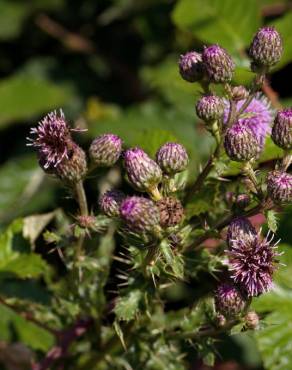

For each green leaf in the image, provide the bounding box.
[0,303,54,351]
[160,240,184,279]
[23,211,57,247]
[266,210,278,233]
[0,74,72,129]
[114,289,142,321]
[0,155,55,223]
[172,0,260,53]
[0,2,28,40]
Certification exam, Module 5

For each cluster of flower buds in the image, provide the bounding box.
[98,142,189,236]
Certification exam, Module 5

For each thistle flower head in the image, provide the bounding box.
[271,108,292,150]
[196,95,224,123]
[267,171,292,204]
[55,143,87,184]
[214,283,247,318]
[227,217,256,249]
[120,196,160,233]
[157,197,184,227]
[249,27,283,68]
[89,134,123,167]
[224,123,260,162]
[202,44,235,83]
[179,51,203,82]
[99,189,125,217]
[227,230,280,297]
[224,94,273,149]
[28,110,72,169]
[156,142,188,175]
[124,147,162,192]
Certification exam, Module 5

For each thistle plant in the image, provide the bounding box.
[24,25,292,369]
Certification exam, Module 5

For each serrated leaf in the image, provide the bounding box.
[23,211,56,247]
[266,210,278,233]
[160,240,184,279]
[115,289,142,321]
[113,320,126,350]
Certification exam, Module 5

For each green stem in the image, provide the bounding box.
[75,180,88,216]
[281,150,292,171]
[74,180,89,260]
[184,141,221,203]
[242,161,263,199]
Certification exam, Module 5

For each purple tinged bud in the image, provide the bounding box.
[223,94,273,150]
[235,194,251,209]
[120,196,160,233]
[156,142,189,175]
[99,189,125,217]
[202,45,235,83]
[267,171,292,204]
[124,147,162,192]
[178,51,203,82]
[249,27,283,68]
[271,109,292,150]
[231,86,249,102]
[196,95,224,123]
[227,217,257,249]
[226,230,280,297]
[89,134,122,167]
[214,283,246,318]
[55,142,87,184]
[224,124,260,162]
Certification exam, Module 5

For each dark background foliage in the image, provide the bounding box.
[0,0,292,369]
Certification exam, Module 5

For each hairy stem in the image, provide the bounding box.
[74,180,88,260]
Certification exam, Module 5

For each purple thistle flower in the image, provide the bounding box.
[271,108,292,150]
[99,189,125,217]
[224,123,259,162]
[27,110,73,169]
[224,94,273,149]
[196,95,224,123]
[214,283,246,318]
[120,196,160,233]
[267,171,292,204]
[89,134,123,167]
[124,147,162,192]
[249,27,283,68]
[202,44,235,83]
[156,142,189,175]
[227,231,280,297]
[227,217,257,249]
[178,51,203,82]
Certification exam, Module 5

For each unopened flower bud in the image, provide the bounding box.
[214,283,246,318]
[227,217,256,249]
[99,189,125,217]
[235,194,250,209]
[124,147,162,192]
[89,134,122,167]
[249,27,283,68]
[157,197,184,227]
[267,171,292,204]
[156,143,188,176]
[271,109,292,150]
[245,311,259,330]
[231,86,249,102]
[179,51,204,82]
[56,143,87,184]
[224,124,259,162]
[202,45,235,83]
[196,95,224,123]
[120,196,160,233]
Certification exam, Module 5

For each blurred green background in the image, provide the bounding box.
[0,0,292,369]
